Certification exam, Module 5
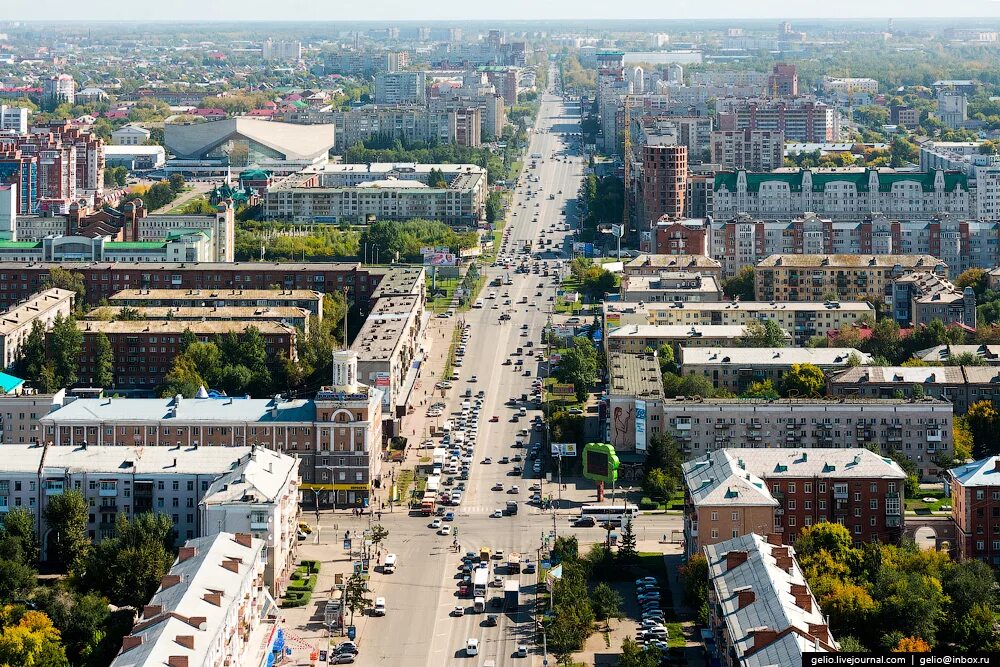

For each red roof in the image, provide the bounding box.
[191,108,226,117]
[247,108,275,117]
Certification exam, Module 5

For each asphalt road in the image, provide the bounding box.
[354,90,589,667]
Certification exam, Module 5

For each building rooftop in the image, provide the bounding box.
[368,266,425,300]
[32,444,264,476]
[683,449,777,508]
[0,261,360,273]
[829,365,974,385]
[624,254,722,271]
[895,272,968,304]
[715,168,968,194]
[951,456,1000,487]
[76,320,295,336]
[915,345,1000,364]
[607,353,664,398]
[110,287,323,301]
[87,305,310,322]
[660,396,953,409]
[0,288,74,336]
[622,272,722,295]
[757,253,947,270]
[165,117,335,160]
[680,347,869,367]
[110,532,266,667]
[604,300,873,316]
[704,534,836,662]
[350,295,421,362]
[607,324,789,341]
[41,395,317,425]
[201,447,298,506]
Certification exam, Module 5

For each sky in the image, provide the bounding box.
[4,0,1000,22]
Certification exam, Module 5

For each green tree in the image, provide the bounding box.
[179,328,198,353]
[360,220,405,263]
[555,337,599,401]
[370,524,389,553]
[739,319,787,347]
[861,318,902,363]
[0,608,69,667]
[618,636,660,667]
[679,553,709,610]
[955,268,988,296]
[42,490,91,574]
[84,513,176,610]
[874,568,948,646]
[742,379,780,400]
[782,363,825,397]
[795,522,859,564]
[49,314,82,388]
[953,416,974,461]
[816,579,877,639]
[656,343,676,374]
[344,572,373,627]
[642,468,675,501]
[643,433,682,481]
[42,267,86,303]
[951,603,1000,652]
[662,371,730,398]
[551,535,579,562]
[722,265,755,300]
[92,333,114,388]
[167,173,185,193]
[16,321,49,391]
[0,507,40,565]
[30,587,115,667]
[159,356,206,398]
[590,583,622,628]
[618,518,638,564]
[965,400,1000,459]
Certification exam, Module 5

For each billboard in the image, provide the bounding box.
[582,443,619,485]
[551,442,578,457]
[606,313,621,330]
[635,400,647,452]
[551,384,576,396]
[423,251,457,266]
[374,372,391,408]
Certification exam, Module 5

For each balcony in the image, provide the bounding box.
[675,421,692,431]
[834,490,849,500]
[926,430,942,442]
[44,483,64,496]
[713,423,728,429]
[886,516,902,528]
[250,521,269,531]
[98,487,118,497]
[98,503,118,513]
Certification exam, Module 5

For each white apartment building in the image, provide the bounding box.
[0,288,75,369]
[0,104,29,134]
[200,446,300,595]
[374,71,427,105]
[110,125,152,146]
[110,532,275,667]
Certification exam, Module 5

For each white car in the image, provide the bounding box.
[430,519,442,528]
[466,638,479,656]
[372,597,386,616]
[492,509,504,518]
[438,526,452,536]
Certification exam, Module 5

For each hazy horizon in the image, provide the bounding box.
[5,0,1000,23]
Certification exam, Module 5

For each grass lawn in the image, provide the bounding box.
[637,552,668,580]
[905,489,951,513]
[426,275,462,313]
[395,469,414,506]
[666,622,685,648]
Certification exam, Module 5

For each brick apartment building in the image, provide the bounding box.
[639,144,687,227]
[74,320,297,390]
[651,217,709,255]
[683,448,906,557]
[950,456,1000,564]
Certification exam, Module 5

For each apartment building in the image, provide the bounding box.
[606,353,665,460]
[0,105,29,134]
[0,185,12,240]
[822,76,879,96]
[200,447,300,594]
[264,163,487,225]
[768,63,799,96]
[375,71,427,105]
[704,534,837,667]
[661,397,953,480]
[88,305,311,333]
[0,261,382,312]
[680,347,869,393]
[73,320,297,390]
[828,365,1000,415]
[754,254,947,303]
[715,98,834,142]
[603,300,874,346]
[684,448,906,557]
[915,345,1000,365]
[890,272,976,328]
[710,213,996,279]
[0,288,75,369]
[0,390,68,444]
[710,129,785,172]
[108,288,324,318]
[351,295,424,426]
[606,324,784,355]
[110,532,275,667]
[315,104,476,149]
[950,456,1000,564]
[620,271,723,303]
[649,217,709,256]
[638,144,687,227]
[622,254,723,281]
[712,168,971,222]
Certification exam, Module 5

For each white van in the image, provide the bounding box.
[372,597,386,616]
[474,596,486,613]
[383,553,397,574]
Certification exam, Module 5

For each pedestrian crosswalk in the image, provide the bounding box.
[453,504,547,516]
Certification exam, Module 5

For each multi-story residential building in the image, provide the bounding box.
[43,74,75,105]
[0,105,29,134]
[622,253,723,281]
[754,253,947,303]
[89,305,311,333]
[200,446,300,594]
[662,397,953,480]
[596,51,627,154]
[606,324,787,355]
[351,295,424,430]
[915,344,1000,365]
[74,320,297,390]
[429,83,507,140]
[710,129,785,172]
[638,144,687,229]
[0,233,218,265]
[890,272,976,327]
[891,105,921,129]
[633,115,714,165]
[606,353,665,461]
[108,288,324,318]
[710,213,996,278]
[716,98,834,143]
[822,76,879,96]
[264,162,487,225]
[712,168,971,221]
[620,271,722,303]
[680,347,869,393]
[0,185,13,240]
[649,216,709,256]
[482,66,519,106]
[767,63,799,96]
[110,532,276,667]
[828,365,1000,415]
[604,299,874,346]
[374,71,427,105]
[704,534,837,666]
[950,456,1000,564]
[0,288,75,369]
[0,389,68,444]
[919,140,1000,178]
[938,93,968,129]
[0,261,384,312]
[0,151,39,216]
[313,104,475,149]
[684,448,906,556]
[262,39,302,63]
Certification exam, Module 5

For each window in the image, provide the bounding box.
[787,516,796,527]
[731,512,739,521]
[804,516,812,526]
[818,500,827,510]
[804,483,812,493]
[788,483,796,493]
[804,500,812,510]
[732,530,739,538]
[711,529,719,538]
[854,524,862,535]
[710,511,718,521]
[870,499,878,510]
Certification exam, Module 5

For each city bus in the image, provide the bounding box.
[578,504,639,527]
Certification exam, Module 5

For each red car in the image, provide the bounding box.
[490,415,499,422]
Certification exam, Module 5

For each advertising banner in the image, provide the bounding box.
[635,400,647,452]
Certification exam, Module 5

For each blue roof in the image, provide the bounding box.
[951,456,1000,487]
[0,372,24,394]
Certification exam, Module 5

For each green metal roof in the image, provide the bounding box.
[714,169,968,194]
[165,228,212,240]
[0,241,41,249]
[107,242,167,250]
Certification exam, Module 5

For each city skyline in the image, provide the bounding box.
[6,0,1000,21]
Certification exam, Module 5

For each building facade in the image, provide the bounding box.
[680,347,869,393]
[950,456,1000,564]
[620,271,723,303]
[710,129,785,172]
[828,365,1000,415]
[0,288,75,369]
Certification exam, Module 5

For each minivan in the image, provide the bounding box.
[383,553,397,574]
[372,597,386,616]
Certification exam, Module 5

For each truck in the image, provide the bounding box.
[420,492,436,516]
[505,501,518,517]
[479,547,492,563]
[507,552,521,573]
[473,568,489,598]
[503,580,520,612]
